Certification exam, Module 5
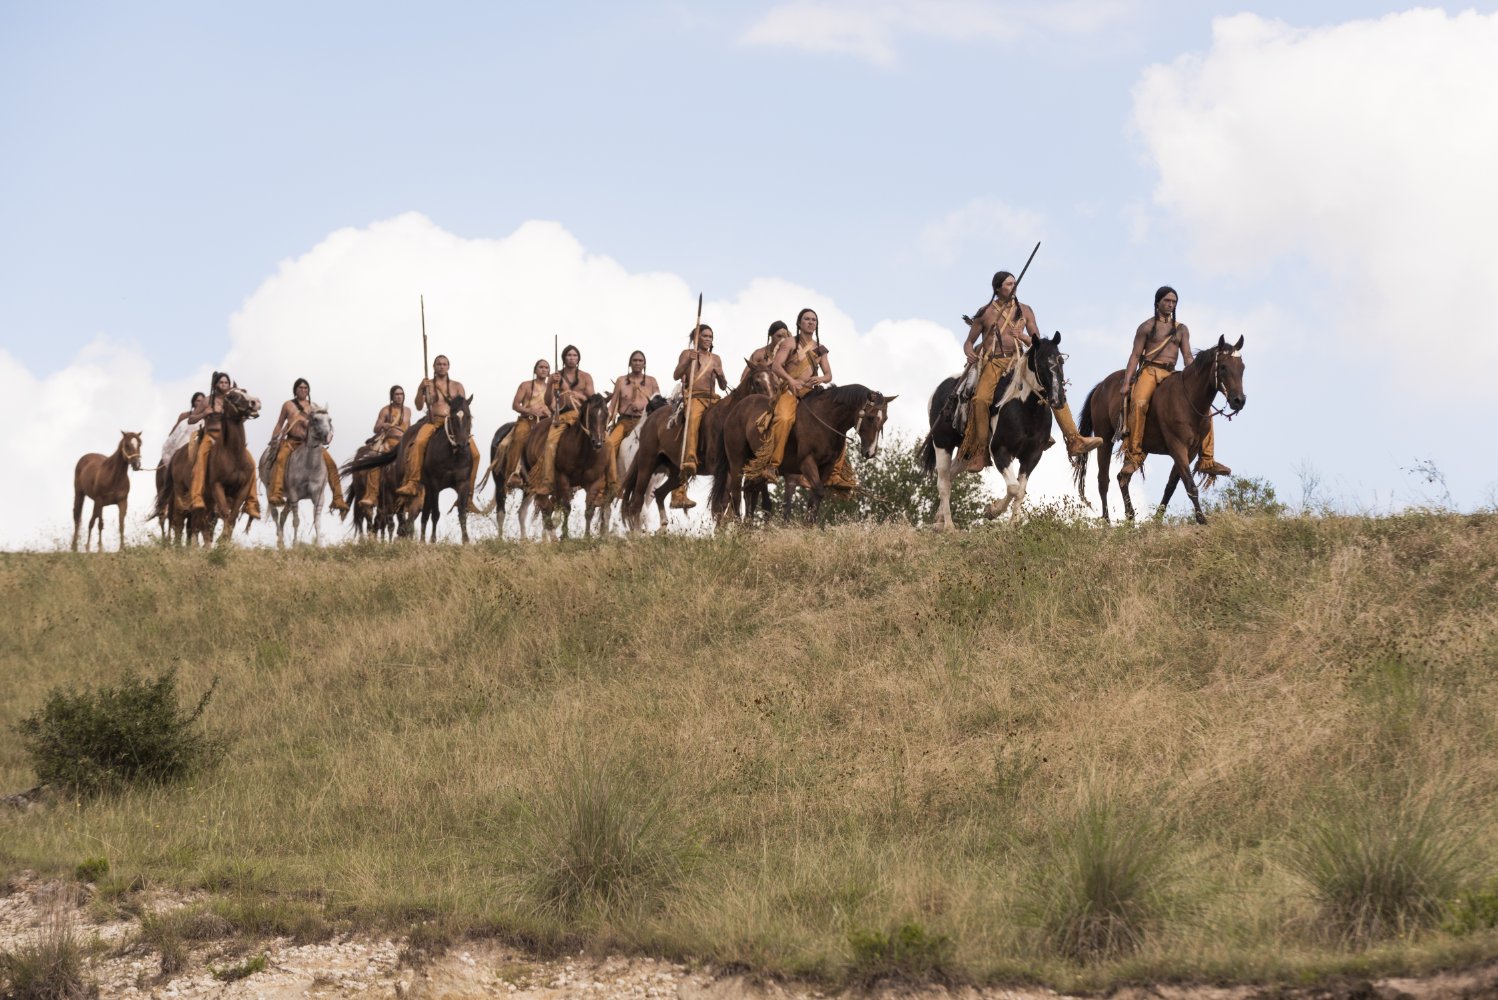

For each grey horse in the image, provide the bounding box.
[256,406,338,547]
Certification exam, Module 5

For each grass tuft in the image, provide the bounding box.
[209,953,266,983]
[846,922,955,984]
[0,903,94,1000]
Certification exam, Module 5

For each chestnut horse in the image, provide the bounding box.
[718,384,896,526]
[163,387,262,545]
[1073,335,1247,524]
[72,431,143,551]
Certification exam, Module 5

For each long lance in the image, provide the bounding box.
[551,334,560,419]
[677,293,704,478]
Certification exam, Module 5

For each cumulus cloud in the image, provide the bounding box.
[919,197,1045,268]
[741,0,1131,66]
[2,213,995,549]
[1132,9,1498,367]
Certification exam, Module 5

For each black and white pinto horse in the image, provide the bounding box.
[921,332,1068,529]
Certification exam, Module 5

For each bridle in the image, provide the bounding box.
[1188,347,1240,421]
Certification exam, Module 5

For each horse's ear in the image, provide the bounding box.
[1233,335,1244,351]
[884,394,899,403]
[1217,334,1228,349]
[1050,331,1061,346]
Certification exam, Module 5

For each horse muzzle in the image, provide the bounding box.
[1228,394,1246,412]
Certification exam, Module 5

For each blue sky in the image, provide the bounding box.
[4,2,1496,545]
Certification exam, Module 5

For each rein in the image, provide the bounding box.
[799,392,885,453]
[1187,350,1239,422]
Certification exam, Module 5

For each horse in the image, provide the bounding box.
[72,430,143,552]
[256,406,336,547]
[600,395,671,536]
[163,387,262,546]
[152,418,195,537]
[345,395,476,543]
[719,384,896,526]
[532,393,612,540]
[621,362,774,534]
[347,446,397,541]
[1073,335,1247,524]
[485,419,544,541]
[921,332,1069,530]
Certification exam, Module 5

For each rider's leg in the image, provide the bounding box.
[319,450,349,513]
[395,423,437,497]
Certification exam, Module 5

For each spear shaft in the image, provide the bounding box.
[678,294,704,477]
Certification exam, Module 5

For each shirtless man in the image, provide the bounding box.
[360,385,411,511]
[957,271,1101,473]
[396,354,484,510]
[186,371,261,519]
[267,378,349,513]
[744,309,837,486]
[529,345,595,498]
[604,351,659,500]
[498,360,552,489]
[741,320,789,385]
[1120,286,1231,479]
[669,327,729,509]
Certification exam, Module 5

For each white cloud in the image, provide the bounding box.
[0,213,982,549]
[919,197,1045,268]
[741,0,1130,66]
[1132,9,1498,368]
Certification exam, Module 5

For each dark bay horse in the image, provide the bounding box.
[620,365,773,533]
[485,393,609,540]
[921,332,1068,529]
[719,384,896,526]
[346,395,476,542]
[73,430,143,551]
[1073,335,1246,524]
[164,387,262,546]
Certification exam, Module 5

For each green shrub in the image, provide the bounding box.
[520,755,694,923]
[72,859,108,885]
[1210,475,1286,517]
[816,436,996,527]
[846,921,954,984]
[0,907,94,1000]
[1027,796,1176,961]
[210,953,265,983]
[1289,789,1472,943]
[14,670,222,795]
[1443,888,1498,937]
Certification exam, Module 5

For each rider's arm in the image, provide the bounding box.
[812,348,832,385]
[579,373,595,399]
[1123,323,1150,387]
[672,350,695,382]
[768,338,798,389]
[512,381,531,417]
[185,401,209,425]
[1177,324,1193,366]
[414,379,431,413]
[963,308,985,363]
[606,379,621,421]
[269,402,291,441]
[1017,305,1037,348]
[713,355,729,389]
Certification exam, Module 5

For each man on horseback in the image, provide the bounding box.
[529,345,595,499]
[955,271,1100,473]
[497,359,552,490]
[396,354,484,511]
[604,350,658,501]
[358,385,411,512]
[745,309,831,484]
[186,371,261,519]
[267,378,349,514]
[1120,287,1231,479]
[741,320,789,384]
[670,326,729,509]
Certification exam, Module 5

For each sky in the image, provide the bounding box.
[3,1,1496,548]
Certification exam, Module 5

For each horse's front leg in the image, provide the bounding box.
[933,448,954,530]
[1156,467,1183,521]
[1096,443,1113,523]
[312,500,324,547]
[116,499,128,551]
[1164,443,1206,524]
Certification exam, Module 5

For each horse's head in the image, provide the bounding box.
[223,386,261,421]
[583,393,610,449]
[1214,335,1247,413]
[738,357,775,397]
[1027,332,1067,410]
[308,406,334,447]
[119,430,143,471]
[855,391,897,459]
[444,395,474,447]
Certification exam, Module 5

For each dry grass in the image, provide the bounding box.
[2,512,1497,990]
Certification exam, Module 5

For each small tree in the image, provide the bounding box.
[15,669,223,796]
[816,435,996,527]
[1210,475,1285,517]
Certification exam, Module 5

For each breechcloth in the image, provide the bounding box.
[744,388,801,480]
[604,415,640,497]
[530,409,580,496]
[957,354,1016,471]
[679,391,718,474]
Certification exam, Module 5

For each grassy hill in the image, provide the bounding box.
[3,512,1497,990]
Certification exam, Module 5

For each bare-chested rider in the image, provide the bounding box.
[495,359,553,490]
[956,271,1100,473]
[604,350,659,501]
[185,371,261,519]
[741,320,789,386]
[669,326,728,509]
[744,308,834,486]
[359,385,411,511]
[396,354,483,511]
[529,345,595,498]
[1120,286,1231,480]
[267,377,348,514]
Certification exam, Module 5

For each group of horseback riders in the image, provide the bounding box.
[140,265,1236,542]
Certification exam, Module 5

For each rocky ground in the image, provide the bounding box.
[3,872,1497,1000]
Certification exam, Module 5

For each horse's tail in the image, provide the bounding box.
[343,448,398,476]
[1072,384,1099,501]
[920,433,936,474]
[709,465,729,513]
[72,487,84,526]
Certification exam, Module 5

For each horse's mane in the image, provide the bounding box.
[1187,344,1221,374]
[813,383,870,407]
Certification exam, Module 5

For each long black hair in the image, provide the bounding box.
[1155,286,1179,336]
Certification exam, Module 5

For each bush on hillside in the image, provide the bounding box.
[1209,475,1286,517]
[798,435,996,527]
[14,669,223,796]
[846,921,955,984]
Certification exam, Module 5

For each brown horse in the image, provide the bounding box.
[347,446,397,541]
[1073,335,1247,524]
[619,363,772,533]
[718,384,896,525]
[72,431,143,552]
[530,393,612,540]
[164,387,262,545]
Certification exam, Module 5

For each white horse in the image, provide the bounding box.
[257,406,337,547]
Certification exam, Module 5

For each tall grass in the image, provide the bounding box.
[1,513,1496,989]
[0,900,93,1000]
